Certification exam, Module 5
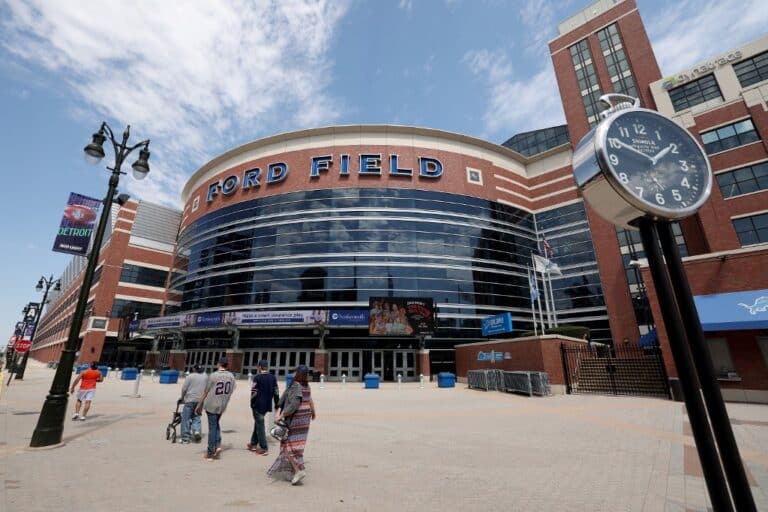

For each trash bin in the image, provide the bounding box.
[97,365,109,379]
[364,373,380,389]
[75,364,89,375]
[285,373,293,388]
[159,369,179,384]
[121,367,138,380]
[437,372,456,388]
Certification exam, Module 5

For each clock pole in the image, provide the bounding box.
[637,219,734,512]
[657,222,756,512]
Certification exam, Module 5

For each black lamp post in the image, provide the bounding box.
[6,304,38,385]
[30,122,150,448]
[15,276,61,380]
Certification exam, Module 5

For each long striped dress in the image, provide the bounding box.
[268,385,312,480]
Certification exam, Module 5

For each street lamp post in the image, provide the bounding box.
[6,304,37,385]
[15,276,61,380]
[30,122,150,448]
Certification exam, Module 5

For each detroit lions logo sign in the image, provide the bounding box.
[738,296,768,315]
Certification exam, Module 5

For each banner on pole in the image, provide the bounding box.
[52,192,102,256]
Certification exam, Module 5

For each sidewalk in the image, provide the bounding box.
[1,362,767,511]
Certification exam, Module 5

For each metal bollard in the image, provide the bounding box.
[247,370,252,384]
[397,373,402,390]
[132,371,143,398]
[150,369,156,382]
[319,374,325,389]
[342,373,347,388]
[419,374,424,389]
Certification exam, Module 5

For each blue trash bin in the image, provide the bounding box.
[121,367,138,381]
[159,369,179,384]
[97,365,109,379]
[75,364,89,374]
[364,373,380,389]
[437,372,456,388]
[285,373,293,388]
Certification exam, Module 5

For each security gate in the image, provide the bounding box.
[560,344,670,398]
[329,350,363,381]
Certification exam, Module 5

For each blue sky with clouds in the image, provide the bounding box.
[1,0,766,349]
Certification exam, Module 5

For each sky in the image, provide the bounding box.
[1,0,767,350]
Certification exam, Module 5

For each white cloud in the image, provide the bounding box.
[464,49,565,140]
[0,0,351,207]
[645,0,768,76]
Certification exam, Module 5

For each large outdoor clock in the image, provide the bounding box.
[573,94,712,229]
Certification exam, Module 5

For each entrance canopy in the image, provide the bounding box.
[694,289,768,331]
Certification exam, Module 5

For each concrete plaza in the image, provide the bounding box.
[1,362,767,512]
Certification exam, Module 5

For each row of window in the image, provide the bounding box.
[733,212,768,246]
[110,299,163,319]
[701,119,760,155]
[717,161,768,198]
[569,39,602,126]
[597,24,638,98]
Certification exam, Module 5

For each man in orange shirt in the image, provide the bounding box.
[69,361,104,421]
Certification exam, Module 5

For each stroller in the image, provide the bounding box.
[166,400,183,443]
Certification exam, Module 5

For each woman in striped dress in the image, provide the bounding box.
[268,365,316,485]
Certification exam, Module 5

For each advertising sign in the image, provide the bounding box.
[222,310,326,326]
[139,314,194,331]
[481,313,513,337]
[195,311,223,328]
[368,297,434,336]
[328,310,369,326]
[52,192,102,256]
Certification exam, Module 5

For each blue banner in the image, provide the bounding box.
[328,310,369,326]
[195,311,223,328]
[695,289,768,331]
[52,192,102,256]
[481,312,513,336]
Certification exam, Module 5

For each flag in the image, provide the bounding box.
[533,253,562,276]
[528,268,539,301]
[542,236,553,258]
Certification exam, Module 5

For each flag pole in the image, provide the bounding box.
[528,266,538,336]
[532,253,545,331]
[547,269,558,327]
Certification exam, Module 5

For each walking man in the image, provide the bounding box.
[248,359,279,455]
[196,356,236,461]
[69,362,103,420]
[179,364,207,444]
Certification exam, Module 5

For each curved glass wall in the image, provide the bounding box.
[172,189,609,341]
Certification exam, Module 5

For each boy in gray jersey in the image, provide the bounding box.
[196,357,236,461]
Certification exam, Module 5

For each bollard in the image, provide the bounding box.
[419,374,424,389]
[150,369,156,382]
[397,373,402,391]
[185,371,190,378]
[319,374,325,389]
[342,373,347,388]
[132,371,143,398]
[247,370,252,384]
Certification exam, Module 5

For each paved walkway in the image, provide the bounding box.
[1,362,767,511]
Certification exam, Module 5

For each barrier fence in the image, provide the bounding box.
[467,369,550,396]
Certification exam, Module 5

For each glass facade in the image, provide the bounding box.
[570,39,603,127]
[119,264,171,288]
[501,125,570,157]
[597,24,638,98]
[701,119,760,155]
[734,50,768,88]
[669,74,722,112]
[172,189,611,342]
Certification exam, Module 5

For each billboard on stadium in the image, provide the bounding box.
[368,297,434,336]
[52,192,102,256]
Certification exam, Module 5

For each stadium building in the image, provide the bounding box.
[31,0,768,400]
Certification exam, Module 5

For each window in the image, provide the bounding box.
[733,212,768,246]
[120,264,169,288]
[110,299,162,319]
[707,338,736,376]
[716,161,768,198]
[734,50,768,88]
[502,125,570,157]
[466,167,483,185]
[597,24,637,98]
[700,119,760,155]
[570,40,602,126]
[669,74,722,112]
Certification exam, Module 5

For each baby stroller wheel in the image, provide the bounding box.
[166,426,172,440]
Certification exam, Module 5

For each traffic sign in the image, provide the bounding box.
[14,339,32,353]
[8,335,19,349]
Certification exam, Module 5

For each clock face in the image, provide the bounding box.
[599,109,712,218]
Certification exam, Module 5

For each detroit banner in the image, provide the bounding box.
[52,192,102,256]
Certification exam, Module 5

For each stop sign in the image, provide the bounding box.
[14,339,32,353]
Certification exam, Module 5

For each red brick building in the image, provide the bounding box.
[30,199,181,367]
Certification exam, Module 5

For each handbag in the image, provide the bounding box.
[269,418,289,441]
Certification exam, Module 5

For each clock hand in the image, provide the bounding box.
[610,138,653,162]
[651,176,664,189]
[651,144,673,165]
